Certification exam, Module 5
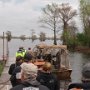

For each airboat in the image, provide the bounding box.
[33,43,72,80]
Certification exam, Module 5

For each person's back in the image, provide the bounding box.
[9,56,23,87]
[10,63,50,90]
[10,66,21,87]
[8,63,16,75]
[8,56,22,75]
[37,71,59,90]
[37,62,60,90]
[10,79,50,90]
[10,52,36,87]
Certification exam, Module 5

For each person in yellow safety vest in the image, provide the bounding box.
[16,47,26,58]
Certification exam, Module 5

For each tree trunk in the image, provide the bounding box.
[63,21,68,45]
[53,17,57,45]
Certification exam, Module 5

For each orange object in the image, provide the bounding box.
[70,88,83,90]
[34,60,45,68]
[34,61,45,66]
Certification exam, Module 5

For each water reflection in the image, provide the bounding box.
[69,52,90,83]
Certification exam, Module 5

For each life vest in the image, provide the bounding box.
[22,49,26,57]
[16,49,26,57]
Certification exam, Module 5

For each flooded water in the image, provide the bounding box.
[69,52,90,83]
[0,39,90,83]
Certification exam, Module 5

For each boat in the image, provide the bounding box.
[32,44,72,80]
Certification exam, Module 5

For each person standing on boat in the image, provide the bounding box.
[8,56,23,87]
[10,62,50,90]
[68,63,90,90]
[10,52,33,87]
[36,62,60,90]
[27,47,35,59]
[16,47,26,58]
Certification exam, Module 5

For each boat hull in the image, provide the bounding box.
[53,69,72,80]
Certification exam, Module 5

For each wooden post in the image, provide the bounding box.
[3,32,4,61]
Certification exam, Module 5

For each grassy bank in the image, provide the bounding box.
[0,62,4,76]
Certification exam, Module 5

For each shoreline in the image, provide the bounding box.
[75,46,90,54]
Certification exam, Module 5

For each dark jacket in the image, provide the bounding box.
[10,66,21,87]
[36,72,60,90]
[10,79,50,90]
[8,64,16,75]
[67,82,90,90]
[8,63,21,75]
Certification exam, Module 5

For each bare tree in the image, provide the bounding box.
[40,3,77,45]
[20,35,26,41]
[39,32,46,41]
[68,21,78,38]
[39,3,60,45]
[58,3,77,45]
[6,31,12,42]
[31,29,37,42]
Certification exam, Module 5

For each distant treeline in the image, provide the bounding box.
[0,35,60,40]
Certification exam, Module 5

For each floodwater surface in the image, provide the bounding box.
[0,39,90,82]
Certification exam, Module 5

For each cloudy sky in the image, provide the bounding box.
[0,0,80,37]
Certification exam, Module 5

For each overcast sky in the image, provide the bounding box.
[0,0,80,37]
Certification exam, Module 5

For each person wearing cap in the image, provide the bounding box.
[10,52,34,87]
[8,56,23,87]
[10,63,50,90]
[16,47,26,58]
[36,62,60,90]
[67,63,90,90]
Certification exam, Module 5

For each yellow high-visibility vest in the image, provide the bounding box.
[16,49,26,57]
